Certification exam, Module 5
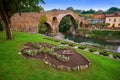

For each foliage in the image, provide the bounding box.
[74,20,78,30]
[81,9,95,14]
[59,16,71,33]
[53,45,70,50]
[78,46,86,50]
[59,16,78,33]
[112,53,120,59]
[60,41,76,47]
[86,22,110,29]
[0,0,45,17]
[105,7,120,14]
[39,24,48,33]
[0,23,4,31]
[99,50,109,56]
[38,47,51,54]
[21,5,44,12]
[90,30,120,39]
[38,15,48,33]
[89,48,96,52]
[24,49,38,56]
[32,42,42,49]
[76,28,90,36]
[79,14,93,19]
[24,42,70,62]
[44,37,60,42]
[66,7,74,11]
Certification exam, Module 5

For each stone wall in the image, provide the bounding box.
[10,12,41,33]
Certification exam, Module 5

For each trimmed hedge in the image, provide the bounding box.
[113,53,120,59]
[78,46,86,50]
[89,48,97,52]
[99,50,109,56]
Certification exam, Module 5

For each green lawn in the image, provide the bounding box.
[0,31,120,80]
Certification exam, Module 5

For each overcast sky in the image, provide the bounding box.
[40,0,120,11]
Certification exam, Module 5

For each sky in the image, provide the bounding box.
[40,0,120,11]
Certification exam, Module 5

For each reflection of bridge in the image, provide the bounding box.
[11,10,85,33]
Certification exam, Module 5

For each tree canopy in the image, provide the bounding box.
[106,7,120,14]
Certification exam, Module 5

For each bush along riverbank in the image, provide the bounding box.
[76,28,120,44]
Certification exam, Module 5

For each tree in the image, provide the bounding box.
[66,7,74,11]
[59,16,71,33]
[21,5,44,12]
[0,0,45,40]
[82,9,95,14]
[106,7,120,14]
[38,14,48,34]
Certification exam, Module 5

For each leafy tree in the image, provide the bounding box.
[82,9,95,14]
[106,7,120,14]
[38,14,48,33]
[0,0,45,40]
[66,7,74,11]
[74,9,82,14]
[39,24,48,34]
[21,5,44,12]
[59,16,71,33]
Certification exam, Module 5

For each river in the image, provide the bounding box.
[64,35,120,53]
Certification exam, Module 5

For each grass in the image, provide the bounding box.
[0,31,120,80]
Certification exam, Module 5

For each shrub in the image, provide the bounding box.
[99,50,109,56]
[53,46,70,50]
[113,53,120,59]
[116,54,120,59]
[23,43,70,62]
[89,48,96,52]
[32,42,42,49]
[61,41,68,45]
[78,46,86,50]
[38,14,48,34]
[67,42,75,47]
[38,47,51,54]
[24,49,38,56]
[113,54,117,59]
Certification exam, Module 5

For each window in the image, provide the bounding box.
[114,18,116,22]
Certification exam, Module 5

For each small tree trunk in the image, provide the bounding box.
[4,21,13,40]
[0,0,12,40]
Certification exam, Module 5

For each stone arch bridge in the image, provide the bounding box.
[11,10,85,33]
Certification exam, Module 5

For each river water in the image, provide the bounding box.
[64,35,120,53]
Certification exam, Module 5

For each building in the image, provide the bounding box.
[92,10,105,23]
[105,13,120,29]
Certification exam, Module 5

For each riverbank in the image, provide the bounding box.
[76,28,120,43]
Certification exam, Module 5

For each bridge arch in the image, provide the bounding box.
[58,14,76,33]
[80,21,83,27]
[44,22,53,33]
[39,22,53,34]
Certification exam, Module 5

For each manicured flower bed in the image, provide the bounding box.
[20,42,90,71]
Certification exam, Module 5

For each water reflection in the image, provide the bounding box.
[64,35,120,53]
